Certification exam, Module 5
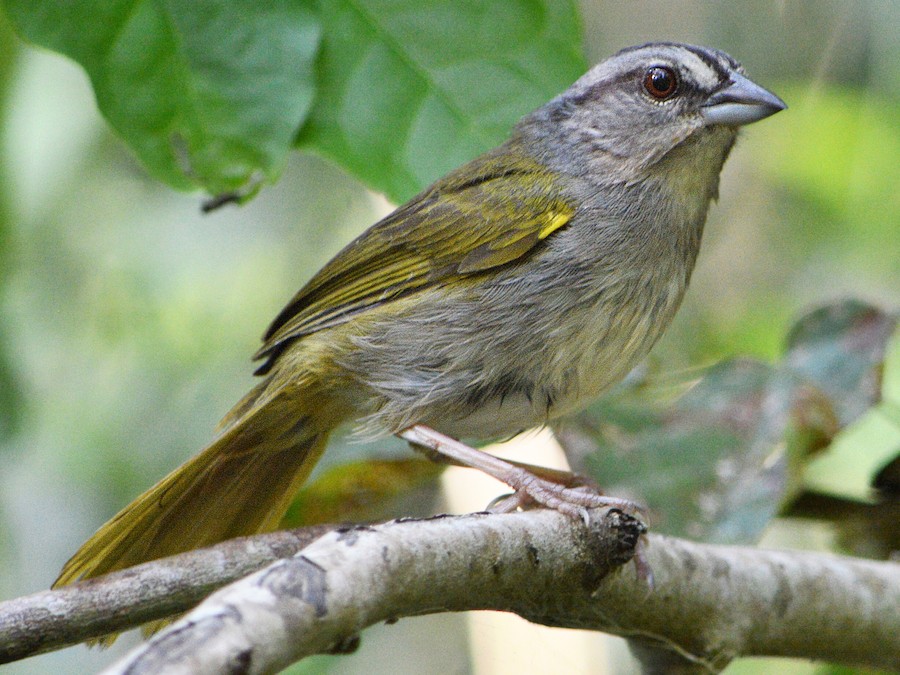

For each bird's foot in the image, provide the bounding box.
[398,423,651,583]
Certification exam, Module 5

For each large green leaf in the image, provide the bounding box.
[557,360,836,544]
[296,0,586,202]
[1,0,584,201]
[555,301,897,545]
[2,0,320,194]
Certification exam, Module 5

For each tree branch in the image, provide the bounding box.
[2,510,898,673]
[0,526,333,662]
[89,509,898,675]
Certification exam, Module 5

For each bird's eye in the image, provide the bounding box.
[643,66,678,100]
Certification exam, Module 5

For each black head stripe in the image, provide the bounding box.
[679,44,735,83]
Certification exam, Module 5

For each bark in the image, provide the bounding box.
[84,509,900,675]
[1,509,897,673]
[0,526,332,661]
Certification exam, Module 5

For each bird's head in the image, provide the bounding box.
[522,42,786,185]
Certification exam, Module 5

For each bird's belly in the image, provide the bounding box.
[342,267,687,440]
[429,390,551,440]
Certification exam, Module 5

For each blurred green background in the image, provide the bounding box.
[0,1,896,673]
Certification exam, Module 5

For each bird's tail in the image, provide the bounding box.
[54,379,333,588]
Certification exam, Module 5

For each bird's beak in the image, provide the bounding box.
[701,72,786,127]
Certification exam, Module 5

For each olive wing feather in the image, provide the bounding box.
[254,147,574,372]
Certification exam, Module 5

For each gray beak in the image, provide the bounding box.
[701,71,786,126]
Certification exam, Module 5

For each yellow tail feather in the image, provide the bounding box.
[54,386,330,588]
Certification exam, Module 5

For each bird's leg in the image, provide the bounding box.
[399,424,653,585]
[398,424,642,522]
[410,438,597,489]
[501,458,599,490]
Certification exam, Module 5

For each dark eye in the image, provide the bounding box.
[643,66,678,100]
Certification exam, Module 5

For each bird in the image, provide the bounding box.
[54,42,785,589]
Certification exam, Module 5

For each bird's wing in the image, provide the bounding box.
[254,145,575,369]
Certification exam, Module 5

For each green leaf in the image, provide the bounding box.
[282,458,442,527]
[781,300,896,426]
[297,0,586,202]
[557,359,836,544]
[2,0,320,194]
[798,319,900,503]
[282,425,443,526]
[556,301,897,545]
